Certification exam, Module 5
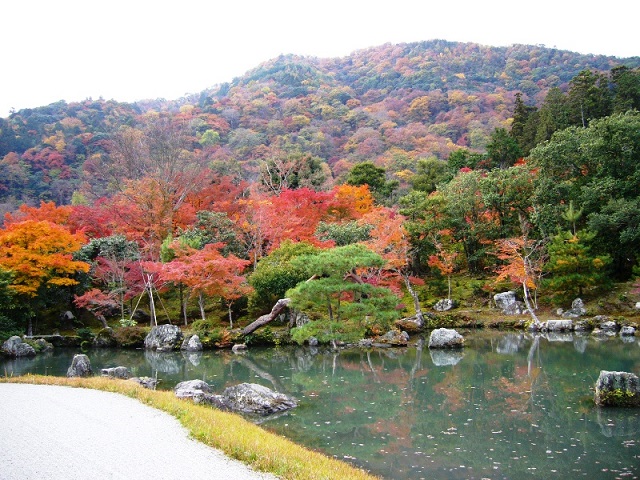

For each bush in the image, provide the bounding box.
[76,327,95,342]
[113,326,148,348]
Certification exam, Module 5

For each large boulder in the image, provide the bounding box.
[374,329,410,346]
[544,320,574,332]
[174,379,212,399]
[428,328,464,349]
[100,366,131,379]
[67,354,92,377]
[144,324,183,352]
[594,370,640,407]
[395,315,424,333]
[180,334,203,352]
[1,336,36,357]
[562,298,586,318]
[493,291,524,315]
[433,299,455,312]
[175,380,298,416]
[218,383,297,415]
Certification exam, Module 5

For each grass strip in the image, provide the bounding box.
[1,375,379,480]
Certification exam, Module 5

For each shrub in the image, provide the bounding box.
[113,326,148,348]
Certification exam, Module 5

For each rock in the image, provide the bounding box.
[544,319,574,332]
[375,329,410,346]
[144,324,183,352]
[231,343,247,354]
[574,320,592,332]
[101,366,131,379]
[67,354,92,377]
[433,299,455,312]
[562,298,586,318]
[493,291,524,315]
[307,337,319,347]
[34,338,54,352]
[174,379,212,399]
[219,383,297,415]
[430,349,464,366]
[594,370,640,407]
[428,328,464,349]
[600,321,619,332]
[620,326,636,336]
[394,315,424,333]
[357,338,373,348]
[636,302,640,310]
[93,327,117,348]
[181,334,203,352]
[1,336,36,357]
[130,377,158,389]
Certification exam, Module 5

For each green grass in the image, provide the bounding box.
[0,375,380,480]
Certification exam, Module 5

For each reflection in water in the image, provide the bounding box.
[2,331,640,479]
[429,349,464,366]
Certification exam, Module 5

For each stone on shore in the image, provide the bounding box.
[494,291,524,315]
[144,324,183,352]
[174,379,212,399]
[181,334,203,352]
[433,299,455,312]
[1,336,36,357]
[101,366,131,379]
[220,383,297,415]
[428,328,464,349]
[395,315,424,333]
[174,380,297,415]
[544,320,574,332]
[374,329,410,346]
[67,354,92,377]
[594,370,640,407]
[130,377,158,389]
[562,298,586,318]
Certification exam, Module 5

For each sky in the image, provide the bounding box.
[1,0,638,117]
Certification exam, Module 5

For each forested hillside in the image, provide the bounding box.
[1,40,638,211]
[1,40,639,339]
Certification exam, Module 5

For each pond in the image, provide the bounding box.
[3,330,640,479]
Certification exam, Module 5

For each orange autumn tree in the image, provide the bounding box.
[493,236,546,327]
[427,229,459,300]
[361,206,426,324]
[161,242,251,327]
[0,220,90,334]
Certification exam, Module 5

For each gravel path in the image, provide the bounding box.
[0,383,278,480]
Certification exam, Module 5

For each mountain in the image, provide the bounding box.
[1,40,638,212]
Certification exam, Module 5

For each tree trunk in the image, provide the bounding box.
[403,274,424,325]
[198,292,206,321]
[242,298,291,336]
[227,302,234,329]
[522,281,540,326]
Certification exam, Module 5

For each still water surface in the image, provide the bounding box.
[3,330,640,479]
